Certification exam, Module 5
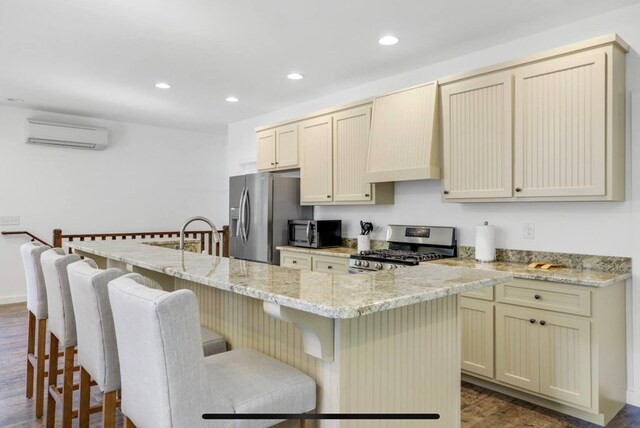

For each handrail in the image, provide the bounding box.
[53,226,230,257]
[1,231,52,247]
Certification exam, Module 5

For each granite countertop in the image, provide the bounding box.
[430,258,630,287]
[276,245,358,258]
[66,240,512,319]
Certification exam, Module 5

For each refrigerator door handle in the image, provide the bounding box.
[238,187,247,242]
[243,190,250,242]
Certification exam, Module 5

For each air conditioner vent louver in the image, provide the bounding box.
[26,119,108,150]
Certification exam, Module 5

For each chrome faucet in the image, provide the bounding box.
[179,216,221,252]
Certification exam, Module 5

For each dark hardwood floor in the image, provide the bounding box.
[1,302,639,427]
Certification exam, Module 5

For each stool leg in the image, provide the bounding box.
[79,367,91,428]
[62,347,75,428]
[102,391,117,428]
[123,416,136,428]
[26,311,36,399]
[300,419,306,428]
[46,333,59,428]
[35,319,47,418]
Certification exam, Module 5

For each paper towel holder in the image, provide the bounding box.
[475,221,496,263]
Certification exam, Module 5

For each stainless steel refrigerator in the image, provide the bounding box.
[229,173,312,264]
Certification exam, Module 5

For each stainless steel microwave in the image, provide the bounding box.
[288,220,342,248]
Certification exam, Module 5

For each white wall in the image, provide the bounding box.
[0,105,228,304]
[227,3,640,404]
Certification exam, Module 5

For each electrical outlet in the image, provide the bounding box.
[0,216,20,226]
[524,223,535,240]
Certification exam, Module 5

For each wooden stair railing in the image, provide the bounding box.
[52,226,230,257]
[1,231,52,247]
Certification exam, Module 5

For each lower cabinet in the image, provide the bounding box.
[462,278,626,425]
[280,250,349,275]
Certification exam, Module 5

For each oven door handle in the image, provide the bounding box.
[306,221,312,246]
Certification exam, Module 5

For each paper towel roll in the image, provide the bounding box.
[475,223,496,262]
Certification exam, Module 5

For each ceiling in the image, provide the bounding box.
[1,0,638,134]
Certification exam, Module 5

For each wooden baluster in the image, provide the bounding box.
[53,229,62,248]
[222,225,229,258]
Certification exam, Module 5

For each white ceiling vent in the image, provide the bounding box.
[26,119,108,150]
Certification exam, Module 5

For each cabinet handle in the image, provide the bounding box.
[515,187,522,192]
[540,320,546,326]
[365,193,370,197]
[443,190,449,195]
[275,162,279,165]
[530,319,536,324]
[534,294,541,300]
[327,195,331,198]
[270,162,275,165]
[292,260,297,264]
[328,265,333,269]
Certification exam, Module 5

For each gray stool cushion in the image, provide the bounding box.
[206,348,316,427]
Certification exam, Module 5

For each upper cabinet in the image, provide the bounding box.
[256,123,299,171]
[299,104,394,206]
[441,35,628,202]
[365,82,440,183]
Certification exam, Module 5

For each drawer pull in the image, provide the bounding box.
[534,294,541,300]
[530,319,536,324]
[540,320,546,326]
[327,265,333,269]
[292,260,297,264]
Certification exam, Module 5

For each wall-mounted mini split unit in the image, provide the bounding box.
[26,119,108,150]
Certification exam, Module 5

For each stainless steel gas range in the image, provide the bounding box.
[348,225,457,273]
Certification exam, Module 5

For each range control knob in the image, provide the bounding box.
[354,260,361,266]
[362,261,369,268]
[374,262,383,270]
[385,264,396,270]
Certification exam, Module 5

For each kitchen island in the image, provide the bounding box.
[66,240,513,427]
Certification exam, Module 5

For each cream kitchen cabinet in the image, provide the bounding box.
[441,35,627,202]
[279,250,349,275]
[299,105,394,206]
[461,297,494,378]
[366,82,440,183]
[256,123,299,171]
[462,277,626,425]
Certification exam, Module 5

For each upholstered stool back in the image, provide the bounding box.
[109,276,233,427]
[20,242,51,320]
[67,259,124,393]
[41,248,81,348]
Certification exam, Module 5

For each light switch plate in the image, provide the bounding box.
[0,216,20,226]
[524,223,535,240]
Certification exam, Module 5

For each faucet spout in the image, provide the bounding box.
[180,216,220,252]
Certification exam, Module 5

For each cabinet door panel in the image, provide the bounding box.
[442,73,513,199]
[333,105,372,202]
[514,50,606,197]
[495,305,540,392]
[461,298,494,378]
[276,124,299,169]
[539,313,591,407]
[300,115,333,204]
[256,130,276,171]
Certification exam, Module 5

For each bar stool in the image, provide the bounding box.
[133,273,227,356]
[109,276,317,428]
[67,259,124,428]
[20,242,51,418]
[41,248,82,428]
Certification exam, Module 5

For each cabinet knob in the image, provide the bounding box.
[443,190,449,195]
[270,162,275,165]
[365,193,370,197]
[534,294,541,300]
[530,319,536,324]
[515,187,522,192]
[328,265,333,269]
[327,195,331,198]
[540,320,546,326]
[275,162,279,165]
[292,260,297,264]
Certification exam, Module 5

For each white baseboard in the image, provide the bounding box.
[0,295,26,305]
[627,389,640,406]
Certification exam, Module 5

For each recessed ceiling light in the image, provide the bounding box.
[378,35,399,46]
[225,96,239,103]
[287,73,304,80]
[155,82,171,89]
[7,97,24,102]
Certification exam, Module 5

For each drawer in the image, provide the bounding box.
[496,279,591,316]
[462,286,494,301]
[280,252,312,270]
[312,255,349,274]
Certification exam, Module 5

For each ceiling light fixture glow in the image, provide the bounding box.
[155,82,171,89]
[378,35,399,46]
[287,73,304,80]
[225,96,239,103]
